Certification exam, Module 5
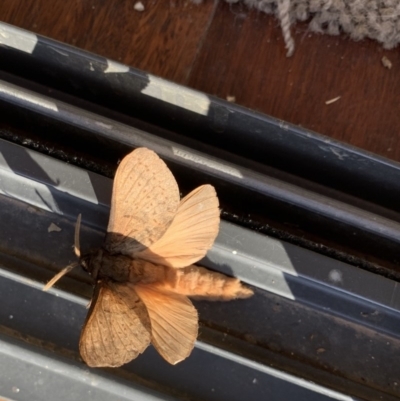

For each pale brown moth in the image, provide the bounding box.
[44,147,253,367]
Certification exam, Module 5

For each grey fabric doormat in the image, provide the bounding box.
[226,0,400,55]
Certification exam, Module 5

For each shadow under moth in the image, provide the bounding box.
[44,147,253,367]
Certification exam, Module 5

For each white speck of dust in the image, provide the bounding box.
[48,222,62,233]
[232,250,237,255]
[325,96,341,105]
[134,1,145,11]
[328,269,343,284]
[279,121,289,130]
[330,147,345,160]
[381,56,392,69]
[12,386,20,393]
[9,315,13,319]
[52,48,68,57]
[95,121,113,130]
[253,378,258,384]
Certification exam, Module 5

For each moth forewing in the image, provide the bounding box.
[105,147,180,256]
[79,281,152,368]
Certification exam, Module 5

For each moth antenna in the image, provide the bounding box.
[74,213,82,258]
[43,262,79,291]
[43,214,83,292]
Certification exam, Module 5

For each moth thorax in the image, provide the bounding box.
[81,248,131,282]
[129,259,167,285]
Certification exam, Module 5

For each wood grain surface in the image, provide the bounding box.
[1,0,400,161]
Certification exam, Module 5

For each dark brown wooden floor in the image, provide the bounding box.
[1,0,400,162]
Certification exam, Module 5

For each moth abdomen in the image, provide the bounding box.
[155,264,254,300]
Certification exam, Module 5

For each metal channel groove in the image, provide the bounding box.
[1,79,400,250]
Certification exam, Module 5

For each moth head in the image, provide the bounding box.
[80,249,102,280]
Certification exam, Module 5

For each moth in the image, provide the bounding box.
[44,147,253,367]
